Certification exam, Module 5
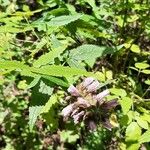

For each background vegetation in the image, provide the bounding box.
[0,0,150,149]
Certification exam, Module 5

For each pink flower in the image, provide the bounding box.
[72,111,85,124]
[94,89,110,102]
[87,80,100,92]
[67,85,80,96]
[71,109,79,117]
[102,99,118,110]
[61,104,74,117]
[77,97,90,108]
[82,77,95,87]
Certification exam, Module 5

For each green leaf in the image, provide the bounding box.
[42,75,69,87]
[0,61,95,78]
[0,110,10,124]
[31,37,47,56]
[127,15,139,23]
[139,130,150,144]
[110,88,127,97]
[141,113,150,123]
[135,116,149,129]
[130,44,140,53]
[125,122,141,142]
[145,79,150,85]
[29,106,43,131]
[32,65,94,77]
[33,41,67,67]
[135,62,150,69]
[39,80,53,95]
[141,69,150,74]
[21,69,38,78]
[48,14,82,26]
[41,95,59,131]
[17,80,28,90]
[27,76,41,89]
[41,94,57,114]
[127,143,140,150]
[0,60,30,70]
[120,97,133,114]
[69,44,115,67]
[60,130,79,143]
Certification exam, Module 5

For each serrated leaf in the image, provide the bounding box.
[41,95,57,114]
[42,75,69,87]
[32,65,94,77]
[21,69,38,78]
[41,95,59,131]
[135,116,148,129]
[135,62,150,69]
[48,14,82,26]
[69,44,115,67]
[67,58,85,69]
[0,60,30,70]
[125,122,141,142]
[0,61,94,78]
[39,80,53,95]
[29,106,43,131]
[31,38,47,56]
[120,97,133,114]
[139,130,150,144]
[27,76,41,89]
[33,42,67,67]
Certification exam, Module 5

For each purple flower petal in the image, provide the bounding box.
[94,89,110,102]
[61,104,74,117]
[72,111,85,124]
[71,108,79,117]
[67,85,80,96]
[77,97,90,107]
[82,77,95,88]
[102,99,118,110]
[86,120,97,131]
[101,119,113,131]
[87,80,100,92]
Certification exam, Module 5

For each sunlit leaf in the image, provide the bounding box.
[139,130,150,144]
[120,97,133,114]
[130,44,140,53]
[135,62,149,69]
[29,106,43,131]
[141,69,150,74]
[110,88,127,97]
[135,116,148,129]
[125,122,141,142]
[48,14,82,26]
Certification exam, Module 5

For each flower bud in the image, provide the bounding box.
[67,85,80,96]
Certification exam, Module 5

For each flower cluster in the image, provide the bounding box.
[61,77,118,130]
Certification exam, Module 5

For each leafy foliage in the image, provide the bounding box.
[0,0,150,149]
